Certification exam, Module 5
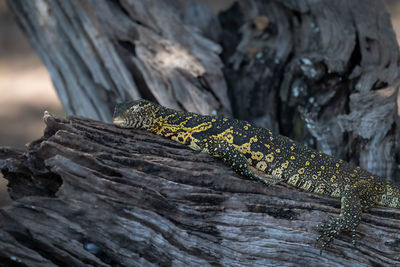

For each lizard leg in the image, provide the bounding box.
[316,184,362,251]
[205,137,281,186]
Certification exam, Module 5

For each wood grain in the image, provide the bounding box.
[7,0,400,183]
[0,113,399,266]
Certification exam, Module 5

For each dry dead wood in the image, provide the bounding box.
[0,113,399,266]
[7,0,400,184]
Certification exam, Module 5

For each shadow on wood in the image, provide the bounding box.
[0,113,399,266]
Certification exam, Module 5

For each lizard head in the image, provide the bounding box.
[113,99,158,129]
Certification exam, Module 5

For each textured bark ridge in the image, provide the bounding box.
[219,0,400,182]
[1,113,400,266]
[7,0,400,185]
[6,0,231,121]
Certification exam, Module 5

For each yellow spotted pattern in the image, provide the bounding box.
[115,100,400,250]
[116,100,400,209]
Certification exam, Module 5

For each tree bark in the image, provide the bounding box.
[218,0,400,182]
[7,0,400,183]
[4,0,400,265]
[6,0,231,122]
[0,113,400,266]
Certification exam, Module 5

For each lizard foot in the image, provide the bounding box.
[316,216,357,253]
[257,174,284,187]
[249,167,284,186]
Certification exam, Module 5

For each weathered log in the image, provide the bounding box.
[0,113,400,266]
[219,0,400,182]
[8,0,400,185]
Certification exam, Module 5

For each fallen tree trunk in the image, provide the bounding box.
[0,113,399,266]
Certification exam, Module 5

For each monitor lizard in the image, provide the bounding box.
[112,99,400,251]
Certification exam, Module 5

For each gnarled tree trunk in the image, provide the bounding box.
[0,113,399,266]
[3,0,400,265]
[7,0,400,182]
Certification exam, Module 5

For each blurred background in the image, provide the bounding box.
[0,0,399,207]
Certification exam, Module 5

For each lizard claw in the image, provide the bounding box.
[316,215,334,230]
[351,229,357,246]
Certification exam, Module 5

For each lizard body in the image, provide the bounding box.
[113,99,400,250]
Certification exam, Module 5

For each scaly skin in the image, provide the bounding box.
[113,99,400,250]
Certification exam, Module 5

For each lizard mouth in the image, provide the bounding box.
[113,116,127,127]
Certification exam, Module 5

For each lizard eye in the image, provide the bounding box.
[130,105,141,112]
